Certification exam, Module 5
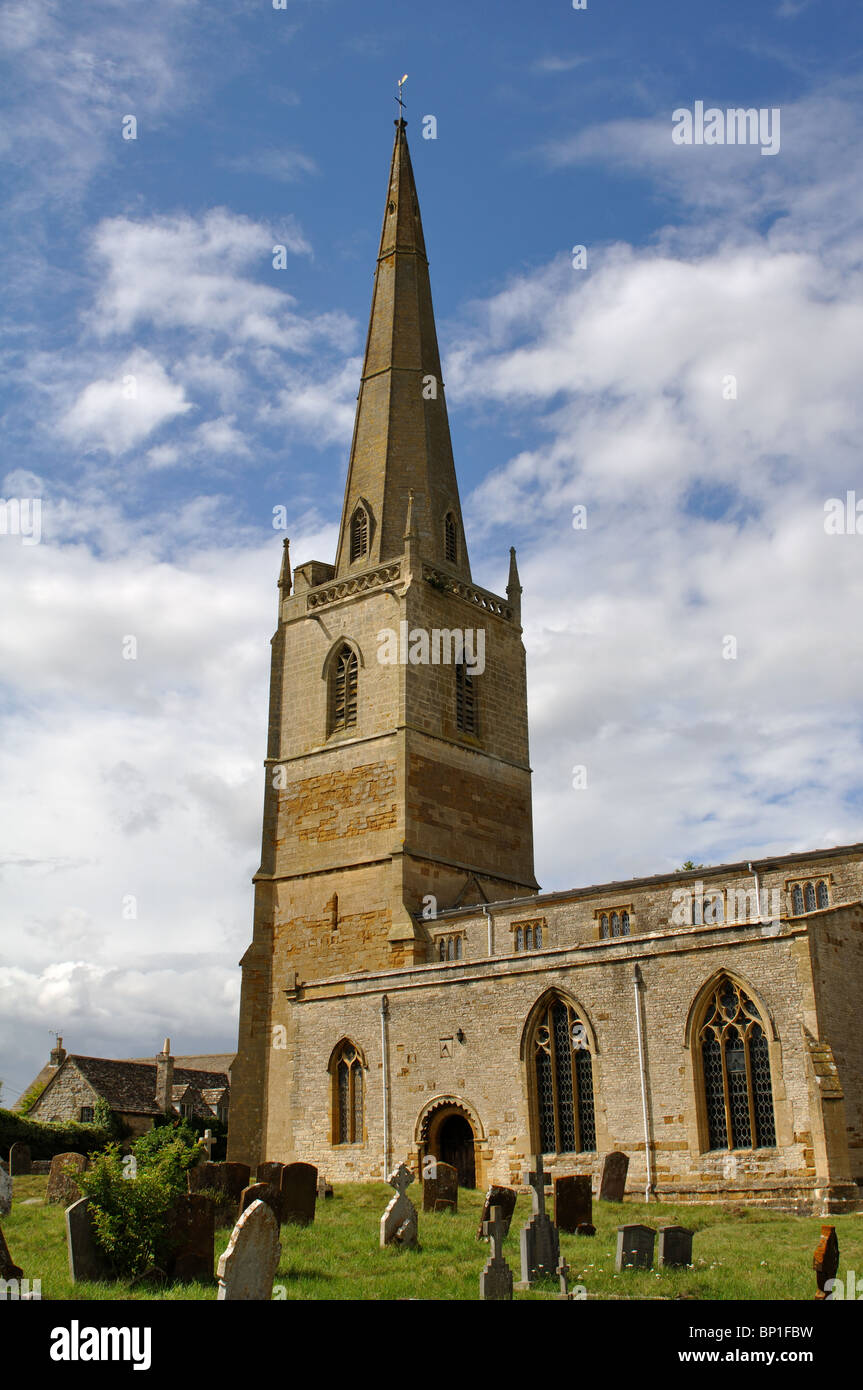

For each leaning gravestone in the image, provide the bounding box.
[599,1151,629,1202]
[166,1194,215,1282]
[239,1181,280,1225]
[813,1225,839,1300]
[9,1143,31,1177]
[0,1222,23,1281]
[66,1198,113,1283]
[46,1153,88,1206]
[515,1155,559,1289]
[553,1174,592,1233]
[0,1163,11,1216]
[479,1205,513,1301]
[280,1162,317,1226]
[380,1163,418,1249]
[616,1224,656,1271]
[217,1199,281,1301]
[423,1160,458,1213]
[658,1225,694,1268]
[476,1185,517,1241]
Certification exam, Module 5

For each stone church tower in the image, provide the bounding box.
[229,119,538,1166]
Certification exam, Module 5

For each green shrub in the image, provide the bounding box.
[78,1138,198,1279]
[0,1107,112,1160]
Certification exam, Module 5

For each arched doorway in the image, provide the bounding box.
[437,1113,476,1188]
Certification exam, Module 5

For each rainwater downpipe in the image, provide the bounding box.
[380,994,390,1177]
[748,862,762,922]
[633,964,654,1202]
[483,905,494,956]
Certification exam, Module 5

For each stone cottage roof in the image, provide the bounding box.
[38,1055,231,1117]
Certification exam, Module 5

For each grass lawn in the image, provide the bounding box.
[5,1174,861,1300]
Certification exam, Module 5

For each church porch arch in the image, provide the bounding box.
[414,1095,485,1189]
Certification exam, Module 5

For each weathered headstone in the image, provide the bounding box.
[813,1225,839,1300]
[9,1143,31,1177]
[0,1222,23,1281]
[317,1174,334,1199]
[423,1160,458,1213]
[256,1160,285,1188]
[479,1205,513,1301]
[576,1222,596,1237]
[476,1185,517,1241]
[515,1155,559,1289]
[216,1199,281,1301]
[658,1225,694,1268]
[46,1152,88,1206]
[280,1162,317,1226]
[31,1160,51,1175]
[166,1194,215,1282]
[553,1174,592,1233]
[188,1160,250,1225]
[0,1164,11,1216]
[66,1198,113,1283]
[557,1255,574,1300]
[599,1151,629,1202]
[380,1163,418,1249]
[616,1223,656,1271]
[198,1129,216,1160]
[239,1181,280,1225]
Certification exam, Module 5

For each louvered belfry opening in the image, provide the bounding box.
[331,644,358,733]
[455,662,476,734]
[350,507,369,562]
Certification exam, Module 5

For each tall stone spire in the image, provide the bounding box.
[333,119,470,580]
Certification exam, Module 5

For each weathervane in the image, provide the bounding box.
[396,73,408,121]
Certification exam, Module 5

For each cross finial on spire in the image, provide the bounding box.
[396,73,408,123]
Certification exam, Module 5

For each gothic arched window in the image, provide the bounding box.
[816,880,829,909]
[333,1041,364,1144]
[611,912,620,937]
[444,512,457,564]
[804,881,816,912]
[530,996,597,1155]
[620,911,630,936]
[329,644,358,734]
[455,662,477,734]
[697,977,776,1152]
[600,914,609,939]
[350,506,369,562]
[791,884,804,916]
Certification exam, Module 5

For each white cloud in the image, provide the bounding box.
[59,350,192,455]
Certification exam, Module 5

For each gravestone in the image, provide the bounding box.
[380,1163,418,1249]
[557,1256,574,1301]
[553,1174,592,1233]
[515,1155,559,1289]
[479,1205,513,1301]
[9,1143,31,1177]
[166,1194,215,1282]
[188,1160,250,1225]
[423,1160,458,1214]
[317,1174,334,1199]
[0,1163,11,1216]
[217,1199,281,1301]
[280,1162,317,1226]
[599,1151,629,1202]
[46,1152,88,1206]
[576,1222,596,1237]
[256,1161,285,1188]
[616,1224,656,1271]
[658,1225,694,1268]
[476,1185,517,1241]
[66,1198,113,1283]
[31,1160,51,1175]
[239,1181,280,1225]
[0,1222,23,1281]
[813,1225,839,1300]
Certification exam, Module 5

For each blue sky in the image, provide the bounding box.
[2,0,863,1096]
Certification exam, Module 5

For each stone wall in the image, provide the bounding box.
[27,1062,100,1125]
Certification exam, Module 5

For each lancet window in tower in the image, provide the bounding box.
[455,662,477,735]
[444,512,458,564]
[697,977,776,1151]
[330,644,358,734]
[333,1041,364,1144]
[530,996,596,1155]
[350,506,369,562]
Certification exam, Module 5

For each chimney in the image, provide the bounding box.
[50,1035,66,1068]
[155,1037,174,1114]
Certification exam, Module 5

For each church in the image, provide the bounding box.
[227,117,863,1215]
